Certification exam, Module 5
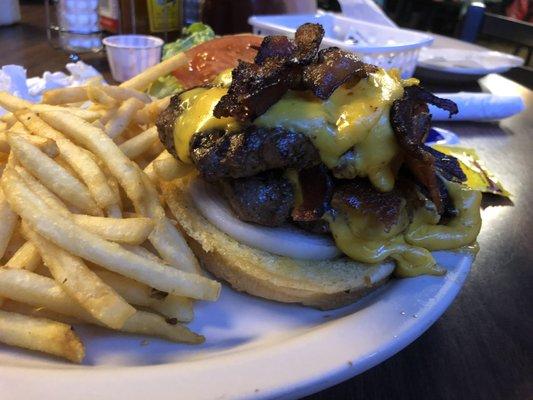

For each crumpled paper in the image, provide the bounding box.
[0,61,103,114]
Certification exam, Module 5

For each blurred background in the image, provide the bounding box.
[0,0,531,87]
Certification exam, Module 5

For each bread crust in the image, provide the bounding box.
[162,177,395,310]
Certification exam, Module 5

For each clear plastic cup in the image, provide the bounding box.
[103,35,164,82]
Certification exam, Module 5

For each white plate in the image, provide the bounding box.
[418,47,523,75]
[0,251,472,399]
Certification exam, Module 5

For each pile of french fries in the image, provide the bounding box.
[0,55,219,363]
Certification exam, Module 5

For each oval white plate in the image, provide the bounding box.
[418,47,523,75]
[0,251,472,399]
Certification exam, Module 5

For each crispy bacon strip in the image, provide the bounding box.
[303,48,377,100]
[331,179,405,231]
[391,86,459,213]
[291,165,333,222]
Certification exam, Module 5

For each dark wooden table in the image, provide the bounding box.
[1,3,532,400]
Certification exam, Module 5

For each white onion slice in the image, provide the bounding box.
[189,178,342,260]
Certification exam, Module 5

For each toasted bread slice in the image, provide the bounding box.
[161,177,395,310]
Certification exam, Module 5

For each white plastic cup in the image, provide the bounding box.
[103,35,164,82]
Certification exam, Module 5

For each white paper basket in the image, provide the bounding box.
[249,12,433,78]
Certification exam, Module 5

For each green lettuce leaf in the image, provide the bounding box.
[162,22,215,60]
[148,23,215,98]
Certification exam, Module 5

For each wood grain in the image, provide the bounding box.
[2,3,532,399]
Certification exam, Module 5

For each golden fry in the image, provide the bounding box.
[42,87,88,105]
[0,269,203,344]
[6,131,100,215]
[4,241,41,271]
[105,97,145,139]
[24,225,136,329]
[119,126,159,159]
[0,310,85,363]
[1,168,220,300]
[120,52,188,91]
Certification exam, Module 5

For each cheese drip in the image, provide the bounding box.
[405,181,482,250]
[327,181,483,277]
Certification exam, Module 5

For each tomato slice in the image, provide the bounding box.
[172,34,263,89]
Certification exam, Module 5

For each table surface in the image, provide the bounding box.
[1,4,532,400]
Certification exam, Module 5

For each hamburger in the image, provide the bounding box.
[156,23,482,310]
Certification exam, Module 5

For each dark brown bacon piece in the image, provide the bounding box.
[213,58,291,121]
[390,86,458,213]
[331,179,405,231]
[214,23,327,121]
[426,146,466,183]
[293,23,325,64]
[254,35,296,65]
[303,48,377,100]
[189,126,320,182]
[291,165,333,222]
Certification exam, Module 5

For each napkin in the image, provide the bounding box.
[430,92,525,121]
[0,62,103,114]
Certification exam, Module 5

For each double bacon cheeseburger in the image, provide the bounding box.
[157,23,482,309]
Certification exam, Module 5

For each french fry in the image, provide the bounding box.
[9,121,29,133]
[31,104,100,122]
[105,97,145,139]
[39,111,145,204]
[23,225,136,329]
[0,188,18,259]
[134,96,171,125]
[125,311,202,343]
[0,269,203,343]
[15,110,119,208]
[92,269,193,322]
[119,126,159,159]
[153,294,194,323]
[15,165,69,213]
[86,85,117,108]
[0,131,9,153]
[7,129,59,158]
[94,266,194,322]
[0,91,32,112]
[1,299,83,326]
[99,107,116,125]
[0,120,7,131]
[138,173,201,274]
[6,131,100,215]
[42,86,88,105]
[142,149,168,182]
[16,165,149,244]
[99,85,151,103]
[1,113,17,128]
[120,52,188,91]
[154,154,194,181]
[72,215,154,245]
[4,241,41,271]
[0,310,85,363]
[1,168,220,300]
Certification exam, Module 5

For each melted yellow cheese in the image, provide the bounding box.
[327,181,483,277]
[174,68,406,191]
[173,87,239,163]
[326,213,444,277]
[405,181,482,250]
[255,69,405,191]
